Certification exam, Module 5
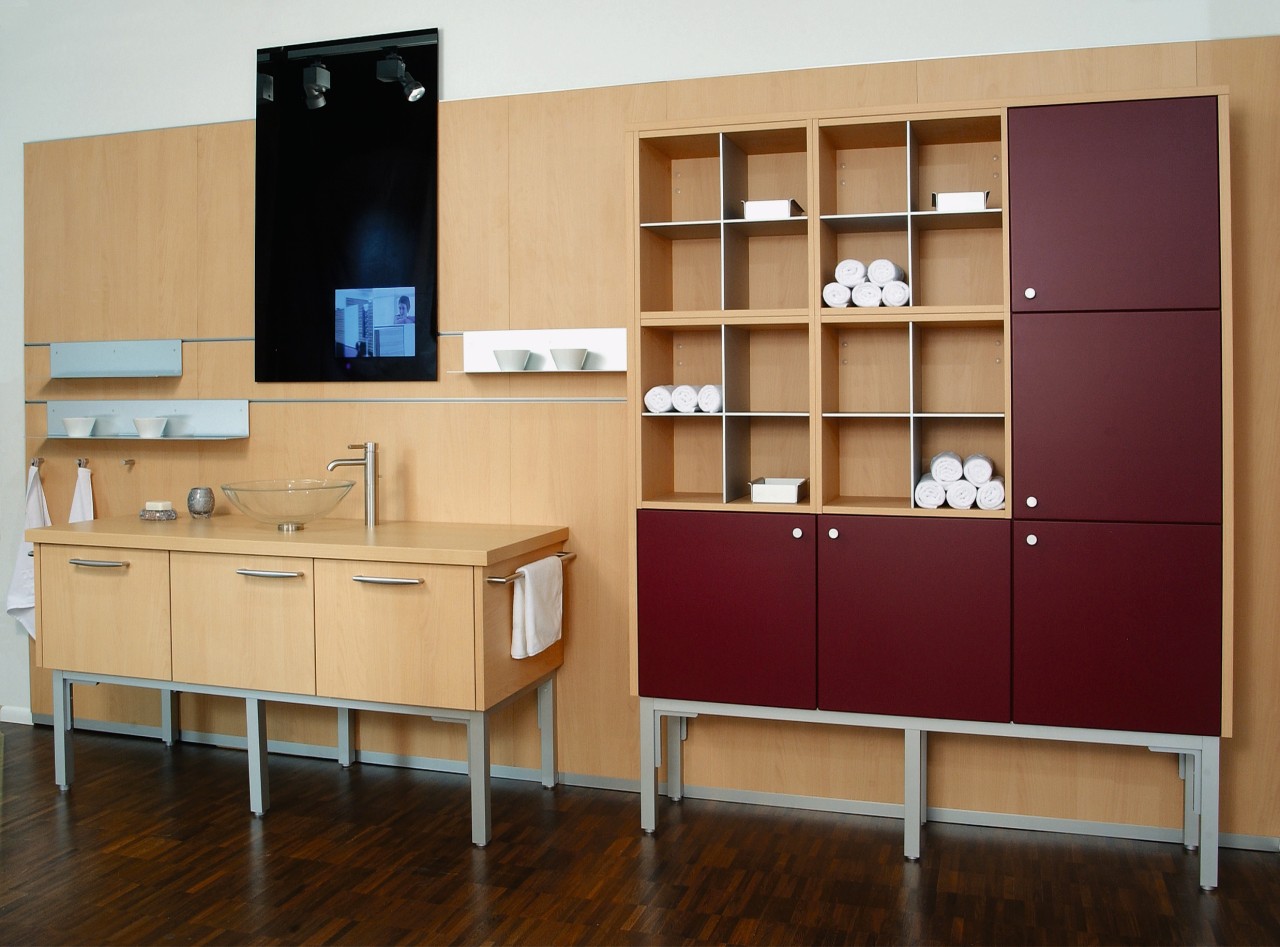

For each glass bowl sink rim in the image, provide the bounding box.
[220,478,356,530]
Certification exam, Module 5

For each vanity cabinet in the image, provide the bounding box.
[170,551,316,694]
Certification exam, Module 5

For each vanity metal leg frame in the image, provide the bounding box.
[638,696,1222,889]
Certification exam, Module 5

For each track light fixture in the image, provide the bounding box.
[302,61,330,109]
[376,52,426,102]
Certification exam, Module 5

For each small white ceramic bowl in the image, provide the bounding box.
[550,348,588,370]
[62,417,95,437]
[494,349,530,371]
[133,417,168,438]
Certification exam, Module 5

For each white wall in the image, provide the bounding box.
[2,0,1279,718]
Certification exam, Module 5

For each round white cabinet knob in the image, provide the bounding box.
[1025,496,1039,508]
[1024,287,1036,299]
[792,527,804,539]
[828,528,839,540]
[1026,534,1038,546]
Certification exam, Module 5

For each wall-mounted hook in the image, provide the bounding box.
[77,458,90,468]
[121,459,135,469]
[31,457,44,468]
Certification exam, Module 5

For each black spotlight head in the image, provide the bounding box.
[302,62,330,109]
[401,71,426,102]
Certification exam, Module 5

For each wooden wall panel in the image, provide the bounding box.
[196,121,255,339]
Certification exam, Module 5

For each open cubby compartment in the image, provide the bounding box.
[638,225,722,313]
[821,321,911,414]
[817,220,911,308]
[725,414,812,506]
[639,325,723,404]
[637,132,722,225]
[913,320,1006,414]
[820,416,912,511]
[722,322,810,414]
[907,113,1004,214]
[720,125,809,220]
[640,413,725,506]
[907,214,1005,308]
[816,119,908,217]
[722,219,809,312]
[911,415,1007,496]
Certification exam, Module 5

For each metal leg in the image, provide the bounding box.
[245,698,270,816]
[1199,738,1220,891]
[904,729,924,861]
[51,670,74,790]
[467,711,492,846]
[639,698,659,834]
[537,676,557,788]
[666,715,685,801]
[1181,753,1200,851]
[337,708,354,768]
[160,688,181,747]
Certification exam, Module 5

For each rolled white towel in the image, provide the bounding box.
[914,473,945,509]
[881,279,911,307]
[929,450,964,483]
[963,453,994,485]
[851,282,883,308]
[671,384,700,413]
[976,476,1006,511]
[945,479,977,509]
[822,281,852,308]
[868,258,905,286]
[697,384,723,413]
[644,385,675,413]
[834,258,868,287]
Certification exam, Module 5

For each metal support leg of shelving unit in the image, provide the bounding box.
[245,697,269,816]
[537,676,557,789]
[666,716,686,802]
[336,708,355,768]
[467,711,492,846]
[639,698,659,834]
[1199,738,1220,891]
[51,670,74,791]
[1180,752,1200,851]
[160,688,181,747]
[904,728,925,861]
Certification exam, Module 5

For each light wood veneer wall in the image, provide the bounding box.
[24,38,1280,838]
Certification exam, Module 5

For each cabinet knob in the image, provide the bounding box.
[827,528,839,540]
[1025,496,1038,508]
[1024,287,1036,299]
[1026,534,1038,546]
[792,527,804,539]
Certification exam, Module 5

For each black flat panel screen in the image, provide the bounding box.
[255,29,439,381]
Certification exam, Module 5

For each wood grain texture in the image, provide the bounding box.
[196,121,254,339]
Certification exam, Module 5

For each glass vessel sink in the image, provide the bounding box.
[221,479,355,531]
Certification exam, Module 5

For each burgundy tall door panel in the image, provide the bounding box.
[1012,520,1222,736]
[817,517,1011,722]
[1008,96,1220,313]
[637,510,817,709]
[1012,310,1222,524]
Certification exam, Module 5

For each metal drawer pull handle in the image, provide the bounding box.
[352,575,424,586]
[235,568,304,579]
[487,550,575,585]
[68,558,128,568]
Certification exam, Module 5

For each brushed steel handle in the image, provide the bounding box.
[68,558,128,568]
[351,575,424,586]
[235,568,304,579]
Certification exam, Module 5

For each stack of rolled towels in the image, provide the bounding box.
[822,257,911,309]
[914,450,1005,510]
[644,383,724,414]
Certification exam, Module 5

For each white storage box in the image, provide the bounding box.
[931,191,990,212]
[742,199,804,221]
[748,477,808,503]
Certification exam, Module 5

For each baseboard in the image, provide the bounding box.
[1,705,33,725]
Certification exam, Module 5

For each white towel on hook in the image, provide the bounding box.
[644,385,675,413]
[69,466,94,523]
[696,384,724,413]
[671,384,700,413]
[6,466,52,639]
[511,555,563,659]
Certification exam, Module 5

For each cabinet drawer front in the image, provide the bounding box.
[314,559,475,709]
[38,544,171,680]
[170,551,315,693]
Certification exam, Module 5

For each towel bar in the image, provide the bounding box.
[486,551,575,585]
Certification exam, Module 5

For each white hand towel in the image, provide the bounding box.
[822,281,852,308]
[929,450,964,483]
[913,473,945,509]
[881,279,911,307]
[868,258,905,286]
[945,478,977,509]
[696,384,724,413]
[976,476,1006,511]
[644,385,675,413]
[69,466,94,523]
[671,384,700,413]
[511,555,563,659]
[851,282,883,308]
[962,453,994,486]
[6,466,52,639]
[834,258,867,287]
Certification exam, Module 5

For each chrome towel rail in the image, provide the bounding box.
[486,551,575,585]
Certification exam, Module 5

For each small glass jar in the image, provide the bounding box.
[187,486,215,519]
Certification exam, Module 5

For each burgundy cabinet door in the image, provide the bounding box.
[637,510,816,709]
[1012,310,1222,524]
[817,517,1011,722]
[1012,520,1221,735]
[1008,96,1220,313]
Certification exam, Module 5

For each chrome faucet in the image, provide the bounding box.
[327,441,377,527]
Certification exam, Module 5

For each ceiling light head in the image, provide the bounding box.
[302,62,330,109]
[401,71,426,102]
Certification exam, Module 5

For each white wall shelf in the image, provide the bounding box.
[49,339,183,378]
[46,400,249,440]
[460,327,627,373]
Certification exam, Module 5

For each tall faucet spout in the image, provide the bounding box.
[326,441,376,527]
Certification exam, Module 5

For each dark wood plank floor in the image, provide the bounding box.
[1,723,1277,945]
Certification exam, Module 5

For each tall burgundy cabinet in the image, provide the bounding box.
[1008,96,1225,735]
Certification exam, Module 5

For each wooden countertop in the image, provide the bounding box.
[27,514,569,566]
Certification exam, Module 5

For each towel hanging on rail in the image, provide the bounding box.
[6,465,51,638]
[69,464,94,523]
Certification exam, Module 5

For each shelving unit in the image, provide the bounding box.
[46,400,250,440]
